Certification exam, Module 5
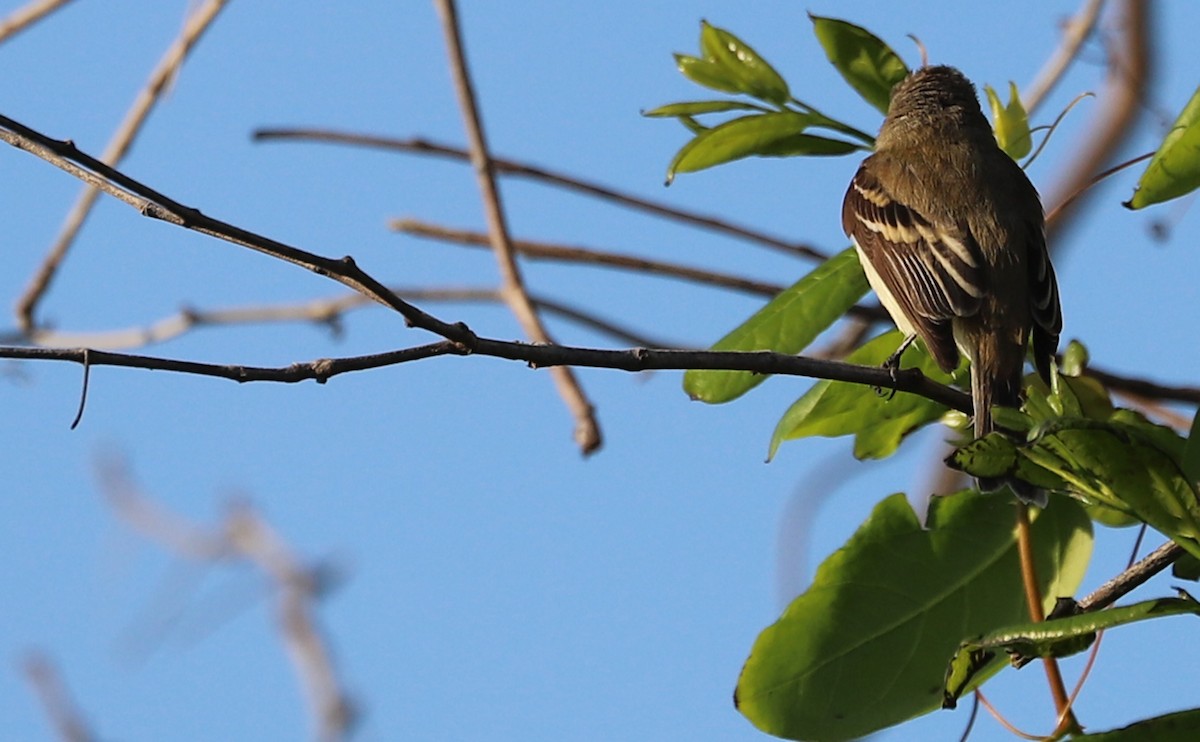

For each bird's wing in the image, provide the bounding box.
[842,162,986,372]
[1027,224,1062,383]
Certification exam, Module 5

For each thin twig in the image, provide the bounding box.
[1060,526,1150,718]
[1023,0,1106,114]
[252,128,829,261]
[975,690,1044,741]
[69,347,89,429]
[21,653,96,742]
[433,0,600,454]
[393,218,787,297]
[0,0,76,45]
[1077,540,1185,612]
[1044,151,1153,224]
[14,0,230,331]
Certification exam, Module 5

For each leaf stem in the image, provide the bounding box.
[1015,504,1081,737]
[788,97,875,145]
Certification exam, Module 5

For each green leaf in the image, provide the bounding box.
[1023,418,1200,559]
[1072,708,1200,741]
[683,247,869,404]
[642,100,770,118]
[734,491,1092,740]
[698,21,790,104]
[946,432,1068,492]
[945,591,1200,705]
[665,112,860,182]
[809,14,909,114]
[768,330,962,460]
[1060,339,1089,377]
[674,54,743,95]
[1126,85,1200,208]
[1183,411,1200,483]
[984,82,1032,160]
[1174,553,1200,581]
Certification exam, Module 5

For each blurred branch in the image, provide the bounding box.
[1043,0,1150,241]
[15,0,230,332]
[0,0,75,45]
[21,653,96,742]
[1083,364,1200,406]
[11,286,679,351]
[252,128,829,262]
[97,458,355,742]
[1023,0,1106,113]
[434,0,601,454]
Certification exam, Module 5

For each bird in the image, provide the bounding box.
[841,65,1062,503]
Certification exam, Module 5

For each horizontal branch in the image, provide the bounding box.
[393,218,887,322]
[0,339,973,414]
[1084,364,1200,406]
[392,217,787,297]
[0,343,461,384]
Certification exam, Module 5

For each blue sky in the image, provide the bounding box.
[1,2,1199,740]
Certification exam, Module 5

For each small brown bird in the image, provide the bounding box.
[841,65,1061,502]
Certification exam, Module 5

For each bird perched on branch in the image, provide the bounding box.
[841,65,1062,504]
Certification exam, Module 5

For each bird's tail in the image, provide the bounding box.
[970,335,1045,505]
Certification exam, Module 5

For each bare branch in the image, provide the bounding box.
[0,340,974,415]
[433,0,600,454]
[0,342,462,385]
[393,219,886,322]
[0,0,76,45]
[21,653,96,742]
[1077,540,1185,612]
[1083,364,1200,406]
[393,217,788,297]
[1023,0,1106,113]
[0,114,475,342]
[13,286,679,351]
[15,0,230,331]
[252,128,830,262]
